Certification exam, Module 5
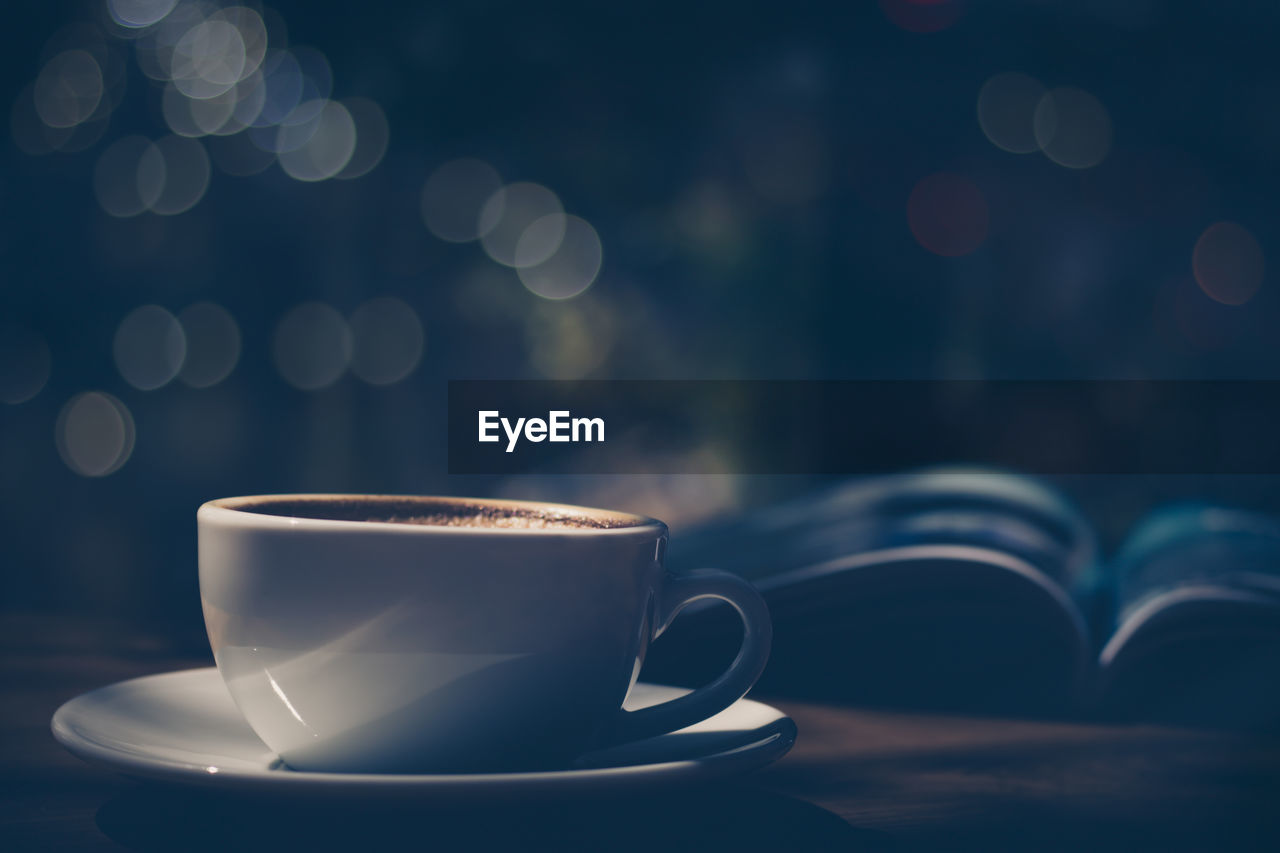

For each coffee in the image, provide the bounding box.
[233,497,635,529]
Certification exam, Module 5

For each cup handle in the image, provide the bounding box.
[604,568,772,746]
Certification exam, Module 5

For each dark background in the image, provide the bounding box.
[4,0,1280,646]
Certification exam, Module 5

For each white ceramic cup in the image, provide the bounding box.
[197,495,771,773]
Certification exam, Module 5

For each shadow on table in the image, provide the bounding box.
[96,783,886,852]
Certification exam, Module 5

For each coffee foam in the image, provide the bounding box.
[236,498,634,529]
[373,512,610,529]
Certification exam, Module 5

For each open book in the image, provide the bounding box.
[643,470,1280,731]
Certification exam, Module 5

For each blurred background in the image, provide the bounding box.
[3,0,1280,645]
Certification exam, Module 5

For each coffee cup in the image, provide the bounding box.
[197,495,771,772]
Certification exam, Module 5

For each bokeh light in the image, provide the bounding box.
[162,76,250,137]
[145,134,212,214]
[178,302,241,388]
[479,182,564,267]
[0,327,52,405]
[251,49,305,128]
[421,159,504,243]
[162,81,207,137]
[11,80,109,157]
[107,0,179,30]
[133,9,185,81]
[91,132,212,216]
[113,305,187,391]
[1193,222,1264,306]
[166,7,266,101]
[517,215,604,300]
[14,21,126,155]
[272,302,352,390]
[335,97,389,180]
[1033,87,1112,169]
[33,50,103,129]
[76,4,383,193]
[977,72,1046,154]
[514,213,568,269]
[225,69,267,133]
[245,46,332,145]
[277,99,356,181]
[907,173,989,257]
[136,138,166,208]
[55,392,136,477]
[285,47,334,113]
[210,7,268,77]
[93,136,158,217]
[170,20,244,99]
[348,297,424,386]
[133,2,205,79]
[268,100,324,152]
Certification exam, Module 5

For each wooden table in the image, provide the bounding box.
[4,613,1278,851]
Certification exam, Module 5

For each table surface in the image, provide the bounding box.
[4,613,1279,852]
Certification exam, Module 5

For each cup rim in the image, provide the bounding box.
[198,494,667,537]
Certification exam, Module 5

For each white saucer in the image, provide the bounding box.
[52,668,796,798]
